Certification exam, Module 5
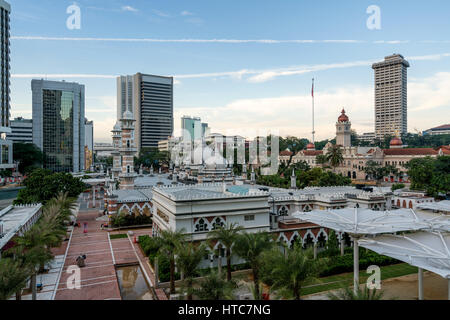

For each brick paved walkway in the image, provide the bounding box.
[54,209,168,300]
[55,211,121,300]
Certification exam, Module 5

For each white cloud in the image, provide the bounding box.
[121,6,138,12]
[175,71,450,140]
[181,11,193,16]
[153,9,170,17]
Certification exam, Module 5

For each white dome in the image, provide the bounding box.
[113,121,121,131]
[122,110,134,120]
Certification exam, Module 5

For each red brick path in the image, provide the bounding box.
[54,210,168,300]
[55,211,121,300]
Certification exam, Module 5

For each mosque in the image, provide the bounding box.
[104,110,398,265]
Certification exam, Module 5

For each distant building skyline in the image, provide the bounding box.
[32,79,85,173]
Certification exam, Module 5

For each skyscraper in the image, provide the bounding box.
[0,0,13,170]
[32,80,85,173]
[372,54,410,139]
[0,0,10,131]
[117,73,173,152]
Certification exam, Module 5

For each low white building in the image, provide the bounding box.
[151,183,270,241]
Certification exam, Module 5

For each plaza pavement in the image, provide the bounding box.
[53,207,167,300]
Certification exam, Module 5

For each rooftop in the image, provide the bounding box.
[0,204,43,250]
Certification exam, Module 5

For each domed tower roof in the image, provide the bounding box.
[306,142,315,150]
[111,121,122,132]
[390,136,403,148]
[122,110,134,120]
[338,109,349,122]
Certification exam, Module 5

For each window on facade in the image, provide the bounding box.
[195,218,209,232]
[1,145,8,164]
[42,90,74,172]
[212,217,224,230]
[278,206,288,216]
[244,215,255,221]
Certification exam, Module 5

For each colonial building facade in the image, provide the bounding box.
[279,109,450,183]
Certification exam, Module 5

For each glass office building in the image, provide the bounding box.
[32,80,85,173]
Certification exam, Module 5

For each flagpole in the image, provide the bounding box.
[312,78,315,144]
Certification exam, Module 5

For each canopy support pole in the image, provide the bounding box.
[448,278,450,301]
[418,268,424,300]
[353,236,359,295]
[340,235,345,256]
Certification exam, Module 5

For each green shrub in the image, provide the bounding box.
[111,214,152,228]
[319,248,400,277]
[392,183,406,191]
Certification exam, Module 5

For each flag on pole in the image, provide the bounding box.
[311,78,314,97]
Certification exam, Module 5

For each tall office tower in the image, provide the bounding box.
[372,54,410,139]
[117,73,173,152]
[7,117,33,144]
[0,1,13,170]
[0,0,10,131]
[181,116,202,142]
[32,80,85,173]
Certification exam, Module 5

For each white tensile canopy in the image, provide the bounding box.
[359,231,450,300]
[292,208,433,293]
[417,200,450,213]
[292,208,429,235]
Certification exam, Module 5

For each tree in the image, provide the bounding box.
[195,271,235,300]
[208,223,244,281]
[13,143,44,174]
[327,285,385,300]
[176,242,207,300]
[0,258,29,300]
[315,154,328,168]
[262,246,323,300]
[325,145,344,172]
[13,225,54,300]
[14,169,86,205]
[406,156,450,196]
[157,229,188,295]
[364,161,398,186]
[233,232,273,299]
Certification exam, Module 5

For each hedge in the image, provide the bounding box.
[319,248,400,277]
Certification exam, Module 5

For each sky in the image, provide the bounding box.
[7,0,450,142]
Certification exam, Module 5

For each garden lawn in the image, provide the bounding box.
[300,263,418,296]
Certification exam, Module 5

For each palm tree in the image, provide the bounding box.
[14,225,54,300]
[195,271,235,300]
[0,258,29,300]
[325,144,344,172]
[207,223,244,281]
[157,229,188,295]
[233,232,273,299]
[315,154,329,168]
[327,285,385,300]
[176,242,207,300]
[48,192,77,226]
[264,245,324,300]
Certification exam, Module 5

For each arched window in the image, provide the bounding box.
[212,217,225,230]
[195,218,209,232]
[127,140,130,148]
[278,206,289,216]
